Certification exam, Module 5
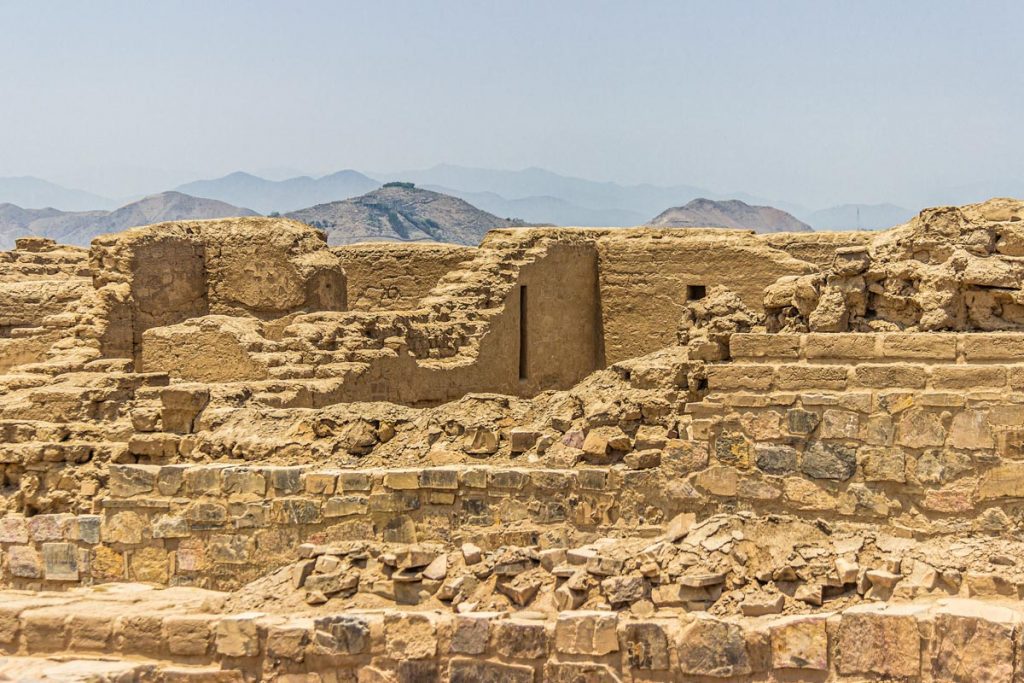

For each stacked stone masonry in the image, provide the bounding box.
[3,201,1024,680]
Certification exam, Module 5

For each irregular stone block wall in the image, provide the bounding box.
[0,587,1018,683]
[0,463,629,590]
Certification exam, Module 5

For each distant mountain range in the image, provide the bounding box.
[0,177,117,212]
[6,164,1014,236]
[649,198,813,233]
[285,183,528,246]
[0,191,256,249]
[176,170,380,214]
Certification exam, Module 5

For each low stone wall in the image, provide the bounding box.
[728,331,1024,365]
[0,586,1019,682]
[0,464,634,590]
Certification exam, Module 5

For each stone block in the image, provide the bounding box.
[676,616,752,677]
[753,444,797,476]
[770,615,828,670]
[451,613,501,655]
[8,545,42,578]
[801,442,856,480]
[302,471,336,495]
[41,542,79,581]
[544,662,621,682]
[28,514,69,541]
[313,614,373,655]
[804,333,877,360]
[787,408,820,434]
[384,470,420,490]
[271,498,321,525]
[933,365,1007,389]
[931,602,1016,683]
[775,364,848,390]
[215,612,263,657]
[0,516,28,543]
[157,465,186,496]
[266,622,310,660]
[620,620,671,670]
[419,468,459,489]
[493,618,550,659]
[851,364,928,389]
[554,611,619,656]
[449,659,534,683]
[323,495,369,518]
[961,333,1024,361]
[72,515,102,544]
[705,364,774,391]
[164,615,216,656]
[384,612,436,659]
[116,614,164,655]
[978,461,1024,499]
[729,333,801,359]
[859,446,906,482]
[819,409,860,438]
[838,606,921,678]
[896,407,946,448]
[100,510,146,545]
[336,471,372,492]
[881,333,958,360]
[265,467,304,495]
[948,409,994,449]
[222,468,267,497]
[109,464,160,497]
[160,386,210,434]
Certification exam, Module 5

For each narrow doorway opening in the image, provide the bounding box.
[518,285,528,380]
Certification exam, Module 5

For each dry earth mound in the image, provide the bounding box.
[649,197,813,233]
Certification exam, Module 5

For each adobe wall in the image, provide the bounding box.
[760,230,873,268]
[322,239,602,403]
[89,217,347,360]
[594,229,815,364]
[333,242,477,311]
[0,238,94,371]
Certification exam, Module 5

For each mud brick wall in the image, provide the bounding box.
[333,242,477,312]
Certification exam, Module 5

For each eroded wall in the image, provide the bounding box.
[761,230,873,268]
[333,242,476,311]
[596,229,815,364]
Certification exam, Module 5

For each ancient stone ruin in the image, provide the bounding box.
[2,201,1024,680]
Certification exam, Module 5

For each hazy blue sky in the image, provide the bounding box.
[1,0,1021,207]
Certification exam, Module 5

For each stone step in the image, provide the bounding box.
[0,585,1017,683]
[729,331,1024,363]
[0,656,242,681]
[705,361,1024,392]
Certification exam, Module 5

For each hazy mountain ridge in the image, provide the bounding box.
[0,191,257,249]
[177,170,381,214]
[422,186,648,227]
[286,184,526,246]
[649,198,813,233]
[0,177,117,212]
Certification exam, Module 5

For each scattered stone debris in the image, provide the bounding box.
[3,202,1024,679]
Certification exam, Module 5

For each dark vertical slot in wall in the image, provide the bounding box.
[518,285,528,380]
